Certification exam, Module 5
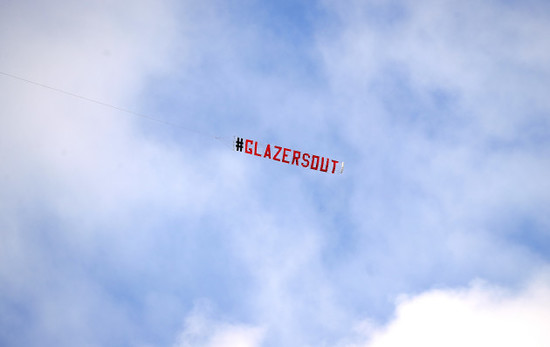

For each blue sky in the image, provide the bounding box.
[1,0,550,346]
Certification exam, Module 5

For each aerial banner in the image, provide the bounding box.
[233,136,344,174]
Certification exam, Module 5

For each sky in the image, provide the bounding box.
[1,0,549,346]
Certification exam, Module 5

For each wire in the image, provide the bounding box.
[0,70,226,144]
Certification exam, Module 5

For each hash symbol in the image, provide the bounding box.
[235,137,244,151]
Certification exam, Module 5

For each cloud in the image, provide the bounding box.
[0,1,204,345]
[346,270,550,347]
[174,302,265,347]
[319,0,550,142]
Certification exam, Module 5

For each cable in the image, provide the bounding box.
[0,70,226,144]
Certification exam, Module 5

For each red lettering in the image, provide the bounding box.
[282,148,290,163]
[291,150,301,165]
[273,146,282,161]
[301,153,310,168]
[263,144,272,159]
[240,139,342,175]
[254,142,261,157]
[319,157,329,172]
[311,155,320,170]
[245,139,253,154]
[331,160,339,174]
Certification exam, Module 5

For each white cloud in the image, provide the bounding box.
[174,302,265,347]
[348,270,550,347]
[0,1,209,345]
